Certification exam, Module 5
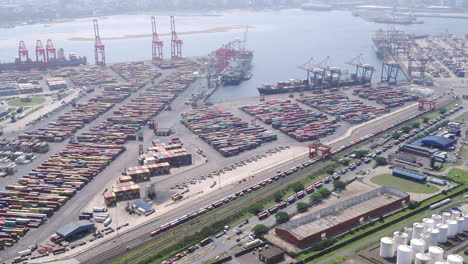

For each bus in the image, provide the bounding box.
[243,239,262,250]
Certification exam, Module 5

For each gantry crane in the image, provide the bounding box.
[46,39,56,62]
[346,54,375,85]
[93,19,105,65]
[170,16,183,59]
[151,16,164,61]
[18,41,29,63]
[35,40,46,63]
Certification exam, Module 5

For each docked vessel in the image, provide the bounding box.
[0,49,86,71]
[372,29,386,58]
[220,51,253,85]
[257,78,358,95]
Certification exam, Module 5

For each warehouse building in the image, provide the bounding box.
[56,220,95,240]
[401,144,438,158]
[259,247,285,264]
[392,167,427,182]
[411,136,454,150]
[275,187,409,247]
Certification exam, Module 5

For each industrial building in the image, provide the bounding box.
[401,144,438,158]
[411,136,455,150]
[259,247,285,264]
[56,220,95,241]
[392,168,427,182]
[275,187,410,247]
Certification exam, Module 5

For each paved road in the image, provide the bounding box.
[54,92,457,263]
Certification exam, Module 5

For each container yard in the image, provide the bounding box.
[352,86,419,108]
[49,65,118,86]
[181,106,278,157]
[297,93,389,123]
[240,100,340,142]
[110,62,162,86]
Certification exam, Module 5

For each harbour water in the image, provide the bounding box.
[0,9,467,101]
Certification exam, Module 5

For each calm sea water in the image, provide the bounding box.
[1,9,467,101]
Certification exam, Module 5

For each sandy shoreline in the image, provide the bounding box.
[69,25,251,41]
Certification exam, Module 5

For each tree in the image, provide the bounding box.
[401,126,412,133]
[318,188,331,198]
[309,192,322,203]
[273,191,283,203]
[422,117,430,123]
[252,224,269,236]
[439,108,447,114]
[291,182,304,193]
[296,202,309,213]
[333,180,346,190]
[341,159,351,166]
[355,150,369,159]
[324,166,336,175]
[408,201,420,209]
[392,132,401,140]
[248,203,263,215]
[275,211,290,224]
[374,156,387,167]
[412,122,420,128]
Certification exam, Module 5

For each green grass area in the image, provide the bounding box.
[370,174,439,194]
[454,110,468,122]
[324,256,350,264]
[25,106,43,117]
[447,168,468,185]
[7,97,45,107]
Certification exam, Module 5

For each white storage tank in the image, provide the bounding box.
[432,214,442,225]
[438,224,448,243]
[423,218,435,229]
[413,222,425,239]
[421,233,431,249]
[442,212,451,223]
[429,229,439,246]
[434,262,448,264]
[455,217,463,234]
[393,231,409,246]
[397,245,412,264]
[447,220,458,238]
[403,227,413,240]
[410,238,426,257]
[464,214,468,231]
[451,210,461,220]
[380,237,394,258]
[428,246,444,262]
[446,254,463,264]
[415,252,431,264]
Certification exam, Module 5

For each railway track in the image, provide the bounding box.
[80,156,324,264]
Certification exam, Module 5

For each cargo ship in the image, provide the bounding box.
[0,49,86,71]
[372,29,386,58]
[221,51,253,85]
[257,78,358,95]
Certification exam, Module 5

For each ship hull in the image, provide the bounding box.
[0,58,87,71]
[257,79,359,95]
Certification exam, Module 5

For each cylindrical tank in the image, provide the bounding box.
[423,218,435,229]
[403,227,413,241]
[413,223,424,239]
[447,220,457,238]
[446,254,463,264]
[464,214,468,231]
[393,231,409,246]
[434,262,448,264]
[421,233,431,249]
[432,214,442,225]
[442,212,451,223]
[438,224,448,243]
[415,252,431,264]
[396,245,412,264]
[451,210,461,220]
[380,237,394,258]
[429,229,439,246]
[410,238,426,255]
[428,246,444,262]
[455,217,463,234]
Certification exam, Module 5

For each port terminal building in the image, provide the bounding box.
[275,187,409,247]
